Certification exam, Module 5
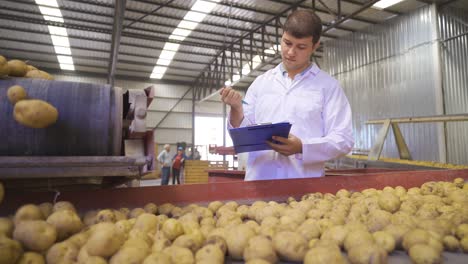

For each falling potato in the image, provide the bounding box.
[13,99,58,128]
[7,85,27,105]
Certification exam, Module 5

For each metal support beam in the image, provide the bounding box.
[323,0,380,33]
[122,0,176,30]
[153,87,193,129]
[108,0,126,86]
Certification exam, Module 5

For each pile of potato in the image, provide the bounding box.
[1,178,468,264]
[0,55,53,80]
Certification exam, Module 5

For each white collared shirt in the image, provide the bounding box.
[229,63,354,181]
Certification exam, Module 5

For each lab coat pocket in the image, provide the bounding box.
[293,91,323,120]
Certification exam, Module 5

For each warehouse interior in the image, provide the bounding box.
[1,0,468,263]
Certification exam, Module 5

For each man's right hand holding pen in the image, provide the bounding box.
[220,86,244,128]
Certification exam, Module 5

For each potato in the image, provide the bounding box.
[14,99,58,128]
[143,252,171,264]
[245,259,271,264]
[243,235,277,263]
[383,224,410,249]
[443,235,460,251]
[203,235,227,255]
[163,246,194,264]
[86,223,124,258]
[456,223,468,239]
[402,229,431,251]
[46,241,79,264]
[173,234,200,253]
[127,229,152,247]
[373,231,396,253]
[152,232,171,252]
[7,60,27,77]
[26,65,38,71]
[344,229,374,252]
[129,208,146,219]
[348,243,387,264]
[14,204,44,224]
[122,237,151,252]
[0,55,10,76]
[0,217,14,238]
[17,252,45,264]
[38,202,53,219]
[7,85,27,105]
[320,225,348,247]
[144,203,158,214]
[95,209,116,223]
[461,237,468,252]
[366,209,392,232]
[225,224,256,260]
[13,220,57,251]
[273,231,307,262]
[133,213,158,233]
[162,219,184,241]
[195,244,224,264]
[304,245,347,264]
[409,244,442,264]
[84,256,107,264]
[66,232,89,248]
[25,70,53,80]
[109,246,148,264]
[0,235,23,264]
[378,192,401,213]
[200,224,214,238]
[158,203,175,216]
[113,210,126,222]
[47,209,83,240]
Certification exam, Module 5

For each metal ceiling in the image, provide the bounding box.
[0,0,466,92]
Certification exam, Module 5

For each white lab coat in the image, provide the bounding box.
[229,63,354,181]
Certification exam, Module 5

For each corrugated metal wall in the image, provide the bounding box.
[324,5,445,162]
[439,7,468,165]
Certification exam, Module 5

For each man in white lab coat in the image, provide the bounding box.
[221,10,354,181]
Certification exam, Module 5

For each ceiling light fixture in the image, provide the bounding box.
[372,0,406,9]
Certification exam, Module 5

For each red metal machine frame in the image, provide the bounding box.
[1,169,468,215]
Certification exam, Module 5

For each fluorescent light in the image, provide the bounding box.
[51,35,70,47]
[38,6,63,17]
[159,50,176,60]
[42,15,64,23]
[59,63,75,70]
[169,34,186,41]
[264,49,275,55]
[224,80,232,86]
[184,11,207,23]
[163,42,180,51]
[53,46,72,55]
[372,0,405,9]
[191,0,217,13]
[150,73,164,79]
[178,20,199,30]
[48,26,68,36]
[35,0,59,7]
[156,58,172,66]
[233,74,240,82]
[57,55,73,64]
[152,66,167,74]
[172,28,192,38]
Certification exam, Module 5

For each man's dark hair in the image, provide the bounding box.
[283,10,322,44]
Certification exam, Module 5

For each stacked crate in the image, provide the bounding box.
[184,160,209,184]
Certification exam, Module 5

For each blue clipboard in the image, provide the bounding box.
[229,122,292,153]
